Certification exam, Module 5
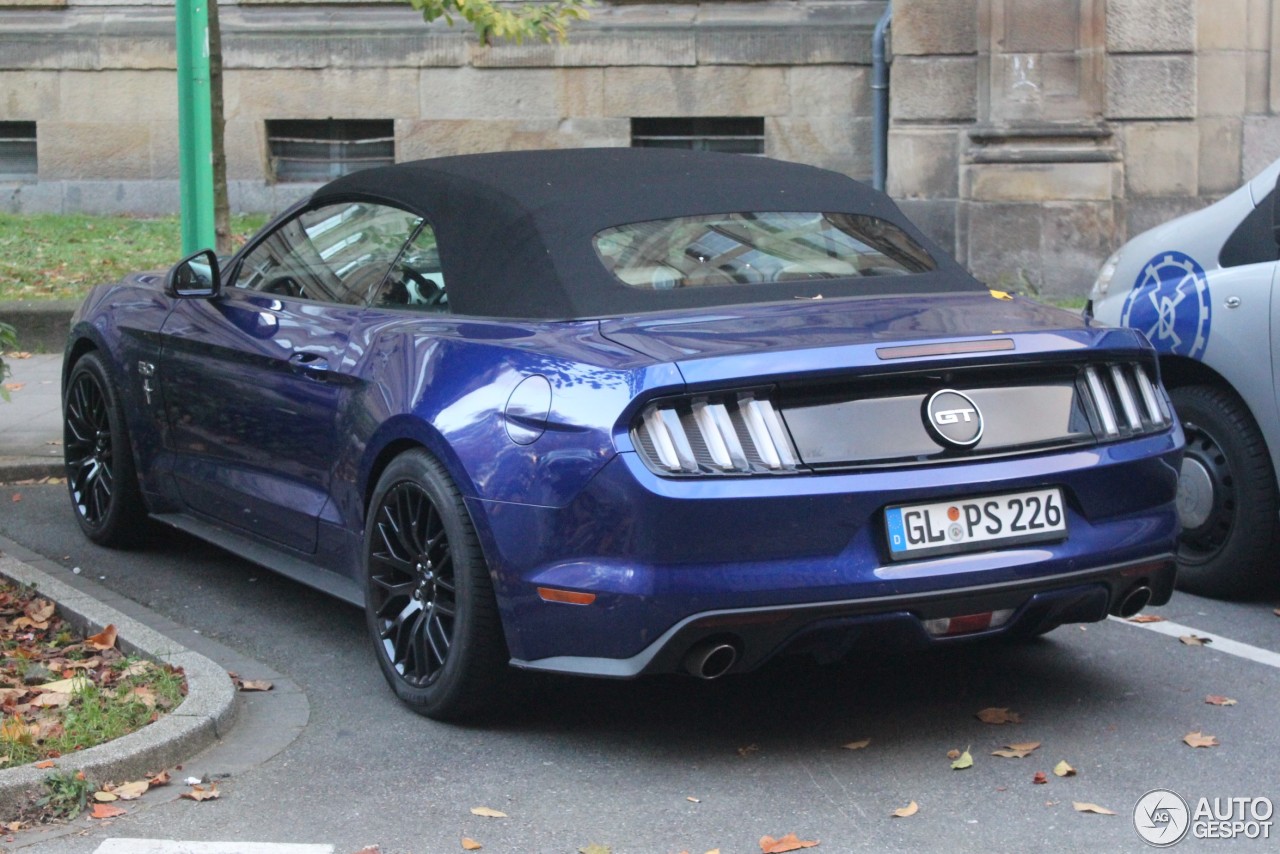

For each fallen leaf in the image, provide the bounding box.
[951,749,974,770]
[976,707,1022,724]
[0,717,36,745]
[1274,608,1280,617]
[4,820,26,831]
[759,833,819,852]
[1183,731,1220,748]
[738,744,760,757]
[90,803,126,819]
[352,848,381,854]
[1053,761,1077,778]
[1073,802,1116,815]
[946,749,961,760]
[24,599,55,623]
[891,801,919,818]
[1205,695,1238,706]
[992,747,1037,759]
[470,807,508,818]
[578,846,611,854]
[461,839,482,851]
[124,686,158,709]
[237,679,273,692]
[1127,614,1165,623]
[1032,772,1048,784]
[10,493,21,502]
[93,791,119,803]
[33,759,55,769]
[113,779,149,800]
[1008,741,1042,752]
[841,739,870,751]
[85,624,117,650]
[36,676,89,695]
[148,771,171,786]
[180,784,220,802]
[1179,634,1212,646]
[3,383,24,393]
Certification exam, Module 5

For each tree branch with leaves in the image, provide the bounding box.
[204,0,591,254]
[408,0,592,45]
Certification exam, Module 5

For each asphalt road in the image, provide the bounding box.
[2,482,1279,853]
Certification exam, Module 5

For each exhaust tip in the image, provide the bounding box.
[683,640,740,680]
[1117,585,1153,618]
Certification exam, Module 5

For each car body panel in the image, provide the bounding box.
[159,288,360,553]
[65,149,1184,688]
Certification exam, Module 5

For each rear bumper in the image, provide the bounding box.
[470,429,1182,671]
[509,555,1176,678]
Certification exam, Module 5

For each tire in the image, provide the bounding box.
[63,352,147,547]
[363,449,507,720]
[1170,384,1278,597]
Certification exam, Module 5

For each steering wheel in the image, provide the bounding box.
[402,269,447,309]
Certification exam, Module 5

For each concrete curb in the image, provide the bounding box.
[0,301,76,354]
[0,553,237,819]
[0,459,65,483]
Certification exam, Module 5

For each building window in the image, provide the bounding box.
[0,122,37,180]
[630,118,765,155]
[266,119,395,183]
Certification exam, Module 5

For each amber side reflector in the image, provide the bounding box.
[537,587,597,605]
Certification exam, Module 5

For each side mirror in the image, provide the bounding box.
[165,249,222,299]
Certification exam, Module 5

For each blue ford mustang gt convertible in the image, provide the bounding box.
[63,148,1183,719]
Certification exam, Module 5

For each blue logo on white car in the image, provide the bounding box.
[1120,251,1211,359]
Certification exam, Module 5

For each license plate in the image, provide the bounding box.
[884,487,1067,560]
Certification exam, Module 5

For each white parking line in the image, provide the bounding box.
[1110,615,1280,669]
[93,842,334,854]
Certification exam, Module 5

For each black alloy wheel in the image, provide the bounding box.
[364,449,506,719]
[63,352,145,547]
[369,481,458,686]
[1169,384,1277,597]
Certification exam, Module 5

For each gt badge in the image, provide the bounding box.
[924,389,983,449]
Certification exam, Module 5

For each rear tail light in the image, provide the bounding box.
[1082,363,1171,439]
[633,392,800,475]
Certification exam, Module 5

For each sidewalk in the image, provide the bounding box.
[0,352,64,482]
[0,356,308,831]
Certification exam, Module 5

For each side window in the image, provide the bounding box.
[1220,190,1279,269]
[234,202,422,305]
[369,222,449,313]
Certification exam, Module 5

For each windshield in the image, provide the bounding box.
[593,212,936,291]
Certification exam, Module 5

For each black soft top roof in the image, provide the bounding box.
[311,148,980,319]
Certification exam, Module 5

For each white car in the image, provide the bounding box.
[1089,158,1280,597]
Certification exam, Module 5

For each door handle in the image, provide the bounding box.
[288,352,331,379]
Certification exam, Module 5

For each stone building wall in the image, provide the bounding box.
[2,0,1276,298]
[0,0,884,214]
[890,0,1280,298]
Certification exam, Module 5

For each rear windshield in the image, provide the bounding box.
[593,212,936,291]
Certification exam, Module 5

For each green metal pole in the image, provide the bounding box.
[175,0,216,254]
